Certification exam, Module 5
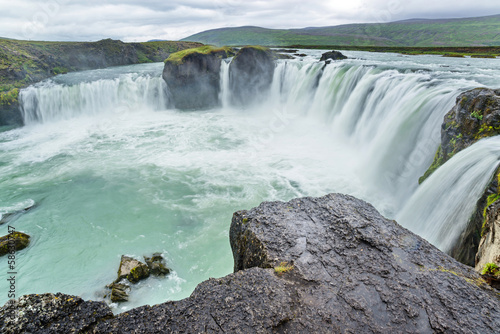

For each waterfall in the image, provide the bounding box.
[264,61,462,213]
[20,72,169,124]
[17,56,491,253]
[219,59,231,108]
[396,136,500,252]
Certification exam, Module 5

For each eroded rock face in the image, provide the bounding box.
[419,88,500,266]
[162,47,232,110]
[229,46,275,107]
[476,200,500,272]
[2,194,499,333]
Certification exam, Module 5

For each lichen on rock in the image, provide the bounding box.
[144,253,170,276]
[117,255,150,283]
[0,232,30,256]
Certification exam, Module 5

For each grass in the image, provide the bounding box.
[165,45,234,65]
[182,15,500,48]
[481,263,500,276]
[274,262,294,275]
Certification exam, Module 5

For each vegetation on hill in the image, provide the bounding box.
[182,14,500,47]
[0,38,202,125]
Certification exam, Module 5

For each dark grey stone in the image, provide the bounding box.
[2,194,499,333]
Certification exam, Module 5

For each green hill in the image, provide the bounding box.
[0,38,202,125]
[182,14,500,47]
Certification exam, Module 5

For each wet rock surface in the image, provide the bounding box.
[106,254,170,303]
[144,253,170,276]
[117,255,150,283]
[2,194,500,333]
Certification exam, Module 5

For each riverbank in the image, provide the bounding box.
[278,45,500,58]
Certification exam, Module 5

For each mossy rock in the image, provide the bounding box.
[419,88,500,184]
[109,283,130,302]
[144,253,170,276]
[0,231,30,256]
[117,255,150,283]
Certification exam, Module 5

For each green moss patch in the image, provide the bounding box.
[165,45,234,65]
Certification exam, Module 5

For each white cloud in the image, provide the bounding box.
[0,0,498,41]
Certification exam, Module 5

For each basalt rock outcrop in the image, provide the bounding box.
[229,46,275,107]
[419,88,500,266]
[162,46,234,110]
[2,194,500,333]
[320,50,347,62]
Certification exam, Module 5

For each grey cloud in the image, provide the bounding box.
[0,0,498,41]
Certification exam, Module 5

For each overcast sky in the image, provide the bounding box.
[1,0,499,42]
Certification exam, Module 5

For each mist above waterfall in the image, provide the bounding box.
[3,50,500,311]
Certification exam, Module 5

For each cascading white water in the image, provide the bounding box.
[20,66,169,124]
[4,51,500,312]
[219,59,231,108]
[397,136,500,251]
[265,62,460,212]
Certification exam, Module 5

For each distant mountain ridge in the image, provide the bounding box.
[181,14,500,47]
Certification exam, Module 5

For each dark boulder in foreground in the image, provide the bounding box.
[162,46,234,110]
[320,50,347,61]
[2,194,500,333]
[229,46,275,107]
[0,293,112,333]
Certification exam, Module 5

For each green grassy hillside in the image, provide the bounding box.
[182,14,500,47]
[0,38,202,125]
